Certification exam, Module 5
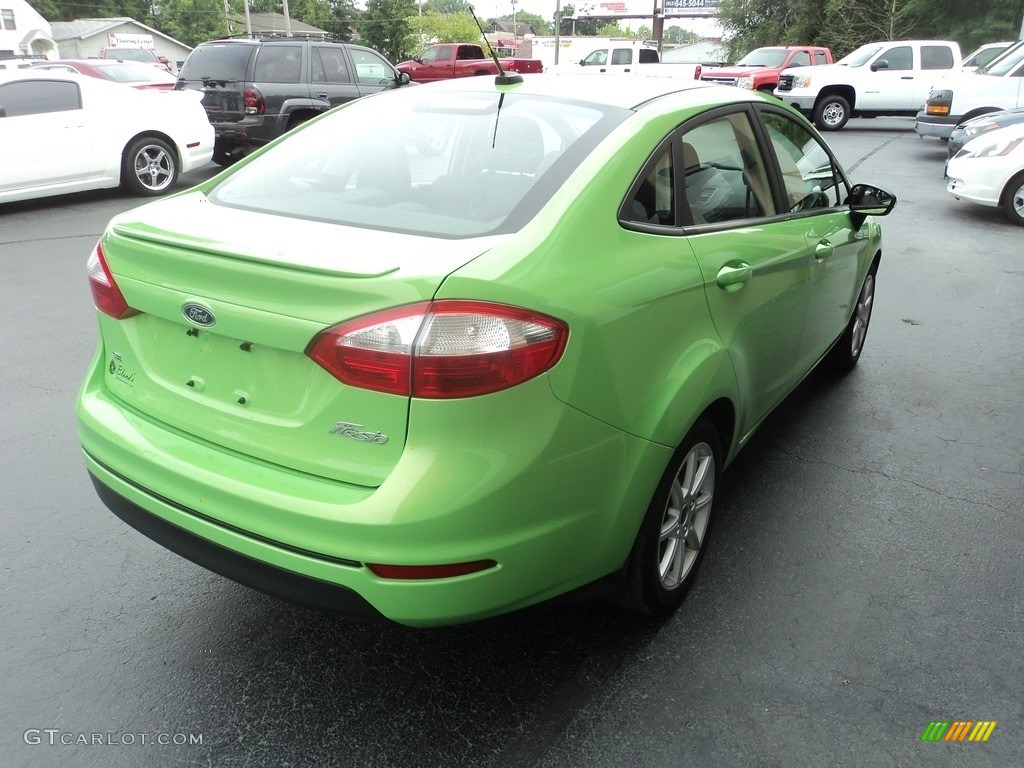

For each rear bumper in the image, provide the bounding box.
[88,467,386,621]
[78,350,669,626]
[915,111,959,140]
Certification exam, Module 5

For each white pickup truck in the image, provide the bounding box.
[554,43,703,81]
[773,40,962,130]
[915,40,1024,140]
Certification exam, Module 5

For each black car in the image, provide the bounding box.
[175,38,411,164]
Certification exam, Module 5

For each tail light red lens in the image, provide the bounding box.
[694,64,702,80]
[87,243,137,319]
[307,300,568,398]
[243,86,265,115]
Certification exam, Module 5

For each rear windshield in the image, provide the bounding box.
[177,42,255,83]
[208,88,630,238]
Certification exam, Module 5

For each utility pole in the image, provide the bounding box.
[554,0,560,65]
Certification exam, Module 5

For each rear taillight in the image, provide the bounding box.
[694,64,702,80]
[87,243,137,319]
[307,300,568,398]
[243,86,265,115]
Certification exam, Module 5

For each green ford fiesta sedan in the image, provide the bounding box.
[77,73,895,627]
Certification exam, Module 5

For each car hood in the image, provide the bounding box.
[702,66,768,77]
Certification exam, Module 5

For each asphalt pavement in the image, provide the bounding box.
[1,118,1021,768]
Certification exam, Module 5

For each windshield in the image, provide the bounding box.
[109,49,155,63]
[735,48,789,68]
[983,42,1024,76]
[209,88,628,238]
[837,44,883,67]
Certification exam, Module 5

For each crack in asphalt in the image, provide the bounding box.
[845,131,912,175]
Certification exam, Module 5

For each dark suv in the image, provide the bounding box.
[175,38,411,164]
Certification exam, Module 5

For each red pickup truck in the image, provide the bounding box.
[396,43,543,83]
[699,46,833,93]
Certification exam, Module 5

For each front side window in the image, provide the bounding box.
[583,49,608,66]
[0,80,79,116]
[761,110,846,212]
[880,46,912,71]
[2,9,16,30]
[680,112,776,224]
[350,48,396,85]
[789,51,811,68]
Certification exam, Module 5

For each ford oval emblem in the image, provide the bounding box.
[182,303,216,327]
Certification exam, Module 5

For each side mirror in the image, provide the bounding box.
[847,183,896,228]
[397,71,411,86]
[413,56,423,64]
[870,59,889,72]
[0,105,6,118]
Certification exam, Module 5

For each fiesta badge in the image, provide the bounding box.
[182,303,216,327]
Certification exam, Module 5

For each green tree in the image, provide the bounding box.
[557,5,599,36]
[407,11,484,47]
[159,0,227,47]
[595,21,626,37]
[492,11,553,35]
[663,25,702,45]
[361,0,417,61]
[420,0,476,13]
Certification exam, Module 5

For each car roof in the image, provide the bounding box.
[408,72,746,112]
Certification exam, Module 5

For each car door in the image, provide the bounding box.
[757,107,865,373]
[673,108,812,433]
[0,78,93,196]
[310,45,360,107]
[865,44,922,109]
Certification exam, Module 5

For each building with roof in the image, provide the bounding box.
[49,17,193,72]
[0,0,57,61]
[226,12,332,40]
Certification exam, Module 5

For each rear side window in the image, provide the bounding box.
[178,43,255,82]
[611,49,633,65]
[254,46,302,83]
[0,80,80,116]
[639,49,659,63]
[921,46,954,70]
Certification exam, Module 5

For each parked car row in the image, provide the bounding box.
[907,40,1024,226]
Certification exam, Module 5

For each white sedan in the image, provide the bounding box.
[0,70,213,204]
[946,120,1024,226]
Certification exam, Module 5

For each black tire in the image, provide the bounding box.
[614,419,721,617]
[1002,171,1024,227]
[122,137,178,196]
[211,150,237,167]
[827,264,877,372]
[814,94,851,131]
[757,85,776,95]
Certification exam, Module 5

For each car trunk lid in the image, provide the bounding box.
[96,192,502,488]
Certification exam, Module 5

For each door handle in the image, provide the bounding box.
[623,68,631,72]
[315,92,328,98]
[716,262,752,290]
[815,240,834,260]
[901,76,913,80]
